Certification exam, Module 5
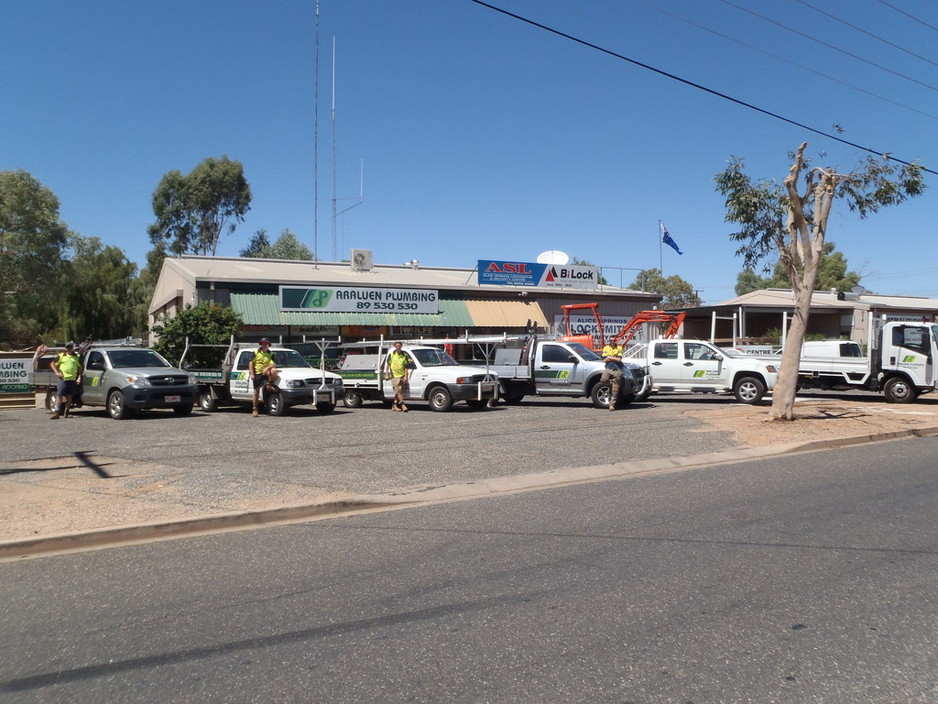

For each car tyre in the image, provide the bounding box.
[428,386,453,412]
[199,389,218,412]
[343,391,363,408]
[733,376,766,404]
[590,382,613,409]
[267,390,286,416]
[883,376,917,404]
[108,390,130,420]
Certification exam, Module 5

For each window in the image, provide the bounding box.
[684,343,716,361]
[654,342,678,360]
[541,345,572,364]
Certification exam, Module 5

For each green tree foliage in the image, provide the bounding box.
[0,170,70,347]
[735,242,862,295]
[715,142,925,420]
[148,156,251,256]
[151,302,243,367]
[61,234,141,342]
[629,268,701,308]
[241,229,314,260]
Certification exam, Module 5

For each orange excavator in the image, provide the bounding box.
[560,304,685,351]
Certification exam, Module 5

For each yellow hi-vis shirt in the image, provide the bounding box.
[602,344,624,359]
[388,350,409,378]
[57,352,81,381]
[253,349,275,375]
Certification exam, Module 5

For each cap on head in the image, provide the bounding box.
[259,338,271,345]
[65,342,75,349]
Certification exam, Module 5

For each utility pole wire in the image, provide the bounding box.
[466,0,936,176]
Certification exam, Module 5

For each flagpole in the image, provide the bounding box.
[658,220,663,277]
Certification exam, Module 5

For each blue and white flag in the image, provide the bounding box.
[661,223,683,255]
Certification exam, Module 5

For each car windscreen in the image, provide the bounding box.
[565,342,601,361]
[107,349,172,368]
[411,348,458,367]
[272,350,312,368]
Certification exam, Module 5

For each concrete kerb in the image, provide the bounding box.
[3,425,938,561]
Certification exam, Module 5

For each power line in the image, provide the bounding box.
[466,0,936,176]
[874,0,938,34]
[718,0,938,93]
[632,0,938,123]
[792,0,938,68]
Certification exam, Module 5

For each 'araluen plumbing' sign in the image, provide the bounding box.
[280,286,439,314]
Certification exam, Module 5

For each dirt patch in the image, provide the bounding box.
[683,397,938,448]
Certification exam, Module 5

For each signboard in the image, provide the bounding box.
[0,358,30,393]
[555,315,646,343]
[478,260,598,289]
[280,286,439,314]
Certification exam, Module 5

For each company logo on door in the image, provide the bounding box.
[478,260,598,289]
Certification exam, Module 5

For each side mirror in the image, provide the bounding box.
[87,360,105,371]
[567,355,578,364]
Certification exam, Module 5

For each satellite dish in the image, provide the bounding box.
[536,250,569,265]
[851,285,867,294]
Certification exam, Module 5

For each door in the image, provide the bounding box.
[648,341,683,386]
[534,343,579,395]
[680,342,728,387]
[230,350,254,400]
[81,350,107,404]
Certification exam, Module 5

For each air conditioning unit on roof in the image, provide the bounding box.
[350,249,373,272]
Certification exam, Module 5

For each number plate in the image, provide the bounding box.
[165,395,181,403]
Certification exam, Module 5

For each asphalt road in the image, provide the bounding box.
[1,437,935,703]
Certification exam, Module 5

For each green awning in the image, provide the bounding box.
[230,293,474,327]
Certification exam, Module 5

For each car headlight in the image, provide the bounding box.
[128,376,151,387]
[284,379,303,388]
[187,374,197,385]
[765,365,778,373]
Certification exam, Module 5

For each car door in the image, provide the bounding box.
[648,341,683,386]
[534,343,579,395]
[681,342,728,387]
[230,350,254,400]
[81,350,107,404]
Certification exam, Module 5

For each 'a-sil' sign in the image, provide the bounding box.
[478,260,598,289]
[280,286,439,314]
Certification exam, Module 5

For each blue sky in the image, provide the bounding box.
[5,0,937,304]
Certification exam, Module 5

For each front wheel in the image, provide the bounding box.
[733,376,766,404]
[267,391,286,416]
[883,376,917,404]
[590,382,613,409]
[199,389,218,412]
[428,386,453,412]
[108,390,130,420]
[343,391,363,408]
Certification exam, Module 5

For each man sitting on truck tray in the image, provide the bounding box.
[600,341,625,412]
[250,338,279,418]
[387,341,410,412]
[50,342,82,419]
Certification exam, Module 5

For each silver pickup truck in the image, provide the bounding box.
[82,347,198,419]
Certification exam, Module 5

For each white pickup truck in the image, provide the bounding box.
[487,336,649,408]
[183,341,345,415]
[626,338,779,403]
[336,342,498,411]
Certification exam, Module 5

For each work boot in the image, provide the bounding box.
[399,403,408,412]
[392,403,401,411]
[252,407,259,418]
[608,403,615,412]
[50,412,60,420]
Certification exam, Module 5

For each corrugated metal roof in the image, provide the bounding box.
[230,293,473,327]
[165,255,650,297]
[464,299,546,327]
[714,288,938,311]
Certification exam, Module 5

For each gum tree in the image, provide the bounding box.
[715,142,925,420]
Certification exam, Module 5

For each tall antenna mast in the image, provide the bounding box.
[330,36,363,262]
[313,1,320,263]
[331,36,337,262]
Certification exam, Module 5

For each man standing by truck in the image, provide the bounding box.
[49,342,82,419]
[387,341,410,412]
[250,338,279,418]
[600,341,625,411]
